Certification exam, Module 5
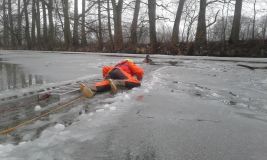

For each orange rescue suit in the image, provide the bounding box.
[95,60,144,92]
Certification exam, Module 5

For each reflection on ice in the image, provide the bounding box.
[0,60,45,92]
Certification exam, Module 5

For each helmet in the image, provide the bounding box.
[125,59,134,63]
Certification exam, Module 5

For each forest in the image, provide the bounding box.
[0,0,266,57]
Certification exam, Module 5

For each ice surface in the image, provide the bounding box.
[109,106,117,111]
[1,51,267,160]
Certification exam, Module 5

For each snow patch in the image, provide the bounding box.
[104,104,110,108]
[124,94,130,100]
[96,109,105,113]
[54,123,65,131]
[34,105,42,111]
[211,93,220,97]
[19,141,27,146]
[110,106,117,111]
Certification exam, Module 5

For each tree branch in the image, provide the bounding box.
[206,10,220,28]
[206,0,224,6]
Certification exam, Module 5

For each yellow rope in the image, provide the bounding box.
[0,96,83,135]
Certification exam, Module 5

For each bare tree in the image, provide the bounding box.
[8,0,15,46]
[171,0,186,45]
[229,0,243,43]
[111,0,123,51]
[42,0,48,44]
[36,0,41,47]
[252,0,256,40]
[221,0,231,43]
[107,0,114,49]
[3,0,9,46]
[23,0,31,49]
[81,0,87,46]
[130,0,141,48]
[48,0,54,49]
[0,0,263,56]
[148,0,157,54]
[73,0,79,46]
[195,0,220,53]
[180,0,197,43]
[62,0,71,48]
[98,0,103,50]
[17,0,22,46]
[263,15,267,39]
[31,0,36,46]
[195,0,207,52]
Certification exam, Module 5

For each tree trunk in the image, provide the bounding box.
[62,0,71,48]
[31,0,36,47]
[36,0,41,47]
[48,0,54,49]
[252,0,256,40]
[17,0,22,46]
[111,0,124,51]
[221,0,230,44]
[8,0,15,46]
[42,0,48,44]
[23,0,31,49]
[171,0,186,45]
[263,16,267,40]
[130,0,141,48]
[148,0,157,54]
[81,0,87,46]
[229,0,243,43]
[54,5,58,43]
[220,0,226,42]
[107,0,113,49]
[98,0,103,50]
[195,0,207,53]
[222,0,230,49]
[3,0,9,47]
[73,0,79,46]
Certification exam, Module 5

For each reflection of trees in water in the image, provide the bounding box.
[0,62,45,91]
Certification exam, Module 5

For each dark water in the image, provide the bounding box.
[0,58,45,92]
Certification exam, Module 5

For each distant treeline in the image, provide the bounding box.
[0,0,266,57]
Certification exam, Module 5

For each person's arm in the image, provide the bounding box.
[102,66,113,78]
[128,62,144,81]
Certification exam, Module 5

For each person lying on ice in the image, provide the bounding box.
[80,59,144,98]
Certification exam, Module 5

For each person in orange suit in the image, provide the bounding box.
[80,59,144,98]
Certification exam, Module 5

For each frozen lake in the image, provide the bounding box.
[0,50,267,160]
